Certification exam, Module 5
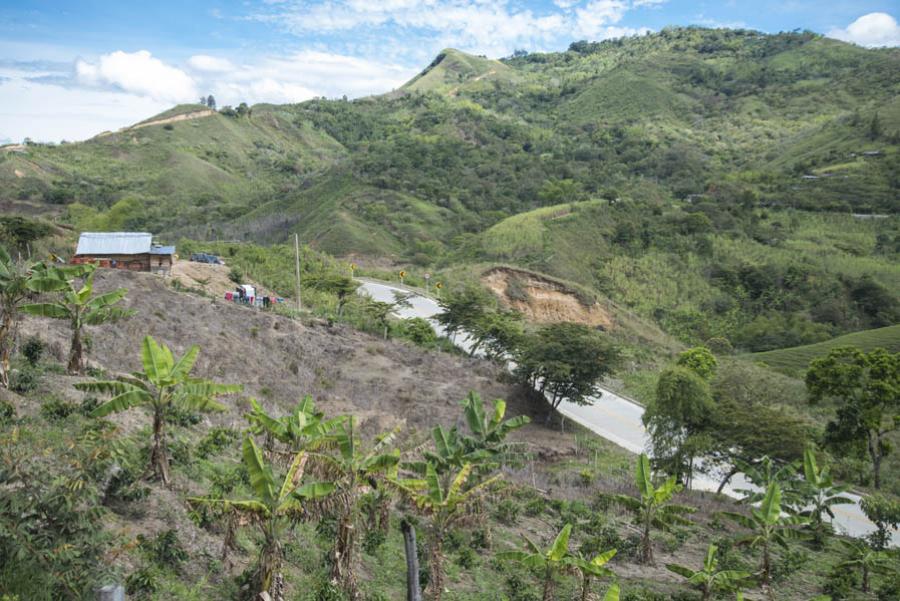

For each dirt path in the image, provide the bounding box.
[448,69,496,96]
[171,260,272,299]
[130,109,215,131]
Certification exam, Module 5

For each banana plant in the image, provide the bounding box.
[312,418,400,601]
[245,395,342,456]
[836,538,893,593]
[605,453,695,565]
[500,522,618,601]
[414,392,530,475]
[189,436,335,599]
[76,336,242,485]
[23,262,131,374]
[721,482,809,586]
[798,446,852,545]
[666,544,750,601]
[734,455,803,512]
[570,549,618,601]
[498,523,576,601]
[0,247,55,388]
[391,463,500,601]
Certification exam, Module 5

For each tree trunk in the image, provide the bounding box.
[67,323,84,375]
[426,529,444,601]
[331,508,359,600]
[868,432,882,490]
[258,527,282,600]
[716,466,739,495]
[378,495,391,536]
[862,565,869,593]
[761,540,771,586]
[0,314,14,389]
[580,574,591,601]
[401,520,422,601]
[641,513,654,565]
[542,565,555,601]
[150,409,171,486]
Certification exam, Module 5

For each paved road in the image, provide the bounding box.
[357,279,897,545]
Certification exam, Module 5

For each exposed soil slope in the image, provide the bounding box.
[482,266,613,329]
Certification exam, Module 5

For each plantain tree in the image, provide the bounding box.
[22,263,131,374]
[721,482,809,587]
[76,336,241,485]
[0,246,50,388]
[245,395,342,458]
[797,446,852,545]
[666,544,750,601]
[189,436,335,600]
[314,418,400,600]
[836,538,893,593]
[605,453,695,565]
[391,463,500,601]
[499,523,618,601]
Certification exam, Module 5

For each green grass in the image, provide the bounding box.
[750,324,900,375]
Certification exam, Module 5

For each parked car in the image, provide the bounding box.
[190,253,223,264]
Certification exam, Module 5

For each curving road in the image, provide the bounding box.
[357,278,897,546]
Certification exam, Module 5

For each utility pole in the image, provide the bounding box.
[294,234,302,312]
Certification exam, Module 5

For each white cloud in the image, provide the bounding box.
[188,54,235,73]
[828,12,900,47]
[0,77,169,142]
[574,0,628,38]
[76,50,198,103]
[252,0,651,57]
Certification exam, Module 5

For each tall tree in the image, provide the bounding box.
[666,544,750,601]
[189,436,334,599]
[643,366,714,486]
[515,322,619,422]
[721,482,808,587]
[806,346,899,489]
[605,453,695,565]
[206,94,216,109]
[859,494,900,551]
[22,263,131,374]
[76,336,241,485]
[391,463,499,601]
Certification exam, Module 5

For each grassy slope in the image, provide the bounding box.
[750,324,900,375]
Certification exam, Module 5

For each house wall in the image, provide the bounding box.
[72,254,152,271]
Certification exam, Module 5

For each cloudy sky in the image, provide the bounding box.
[1,1,898,143]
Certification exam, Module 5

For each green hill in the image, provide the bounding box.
[749,324,900,376]
[2,27,898,353]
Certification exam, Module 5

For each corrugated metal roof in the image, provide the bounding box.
[150,245,176,255]
[75,232,152,256]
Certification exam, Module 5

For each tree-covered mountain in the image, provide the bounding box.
[2,26,898,351]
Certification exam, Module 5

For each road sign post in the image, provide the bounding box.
[399,270,406,285]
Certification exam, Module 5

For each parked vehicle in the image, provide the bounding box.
[190,253,223,264]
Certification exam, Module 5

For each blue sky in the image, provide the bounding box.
[1,1,899,142]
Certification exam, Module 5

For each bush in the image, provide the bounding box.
[396,317,438,347]
[457,546,479,569]
[823,565,859,600]
[20,336,44,367]
[40,397,78,420]
[139,529,188,569]
[524,497,546,516]
[494,498,520,525]
[126,565,160,597]
[196,427,238,459]
[228,267,243,284]
[362,528,386,555]
[9,367,39,394]
[0,399,15,423]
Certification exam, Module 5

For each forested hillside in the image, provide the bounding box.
[2,26,898,353]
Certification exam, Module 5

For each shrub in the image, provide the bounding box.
[823,565,858,600]
[126,565,160,597]
[524,497,546,516]
[196,427,238,459]
[139,529,188,569]
[0,400,15,423]
[362,528,386,555]
[457,546,479,569]
[40,397,78,420]
[494,498,520,525]
[228,267,243,284]
[9,367,39,394]
[20,336,44,367]
[397,317,438,346]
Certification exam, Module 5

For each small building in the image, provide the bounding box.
[72,232,175,274]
